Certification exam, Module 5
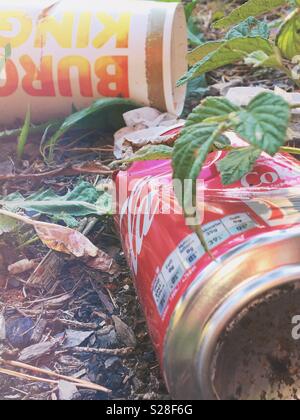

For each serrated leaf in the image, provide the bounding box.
[188,17,270,66]
[186,97,240,125]
[213,0,287,29]
[173,97,237,201]
[179,37,274,84]
[188,41,224,65]
[217,147,262,185]
[225,17,270,40]
[118,145,173,165]
[235,92,290,155]
[0,181,110,226]
[172,123,221,211]
[276,9,300,60]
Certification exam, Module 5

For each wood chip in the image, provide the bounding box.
[112,315,137,348]
[18,340,59,363]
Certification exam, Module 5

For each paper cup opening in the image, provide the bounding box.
[163,3,188,116]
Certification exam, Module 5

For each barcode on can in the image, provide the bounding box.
[152,272,170,316]
[152,213,257,317]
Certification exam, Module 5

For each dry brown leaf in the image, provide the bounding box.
[86,249,118,275]
[34,223,98,258]
[0,210,116,274]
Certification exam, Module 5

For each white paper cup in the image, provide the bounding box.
[0,0,187,126]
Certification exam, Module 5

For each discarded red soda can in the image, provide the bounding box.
[116,129,300,400]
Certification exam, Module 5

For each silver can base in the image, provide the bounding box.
[164,227,300,400]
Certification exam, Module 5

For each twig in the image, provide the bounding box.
[0,367,58,385]
[52,318,98,330]
[72,346,134,356]
[0,359,111,393]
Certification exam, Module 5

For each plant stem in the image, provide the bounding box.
[280,146,300,155]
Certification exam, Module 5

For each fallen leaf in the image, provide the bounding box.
[34,223,98,258]
[86,249,118,275]
[0,210,116,275]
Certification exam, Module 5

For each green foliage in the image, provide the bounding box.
[213,0,287,29]
[216,147,262,185]
[181,36,275,84]
[44,98,139,161]
[172,92,290,218]
[276,9,300,60]
[182,0,300,86]
[0,181,111,228]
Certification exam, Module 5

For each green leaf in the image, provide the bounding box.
[185,0,198,21]
[225,17,270,40]
[213,0,287,29]
[172,97,238,209]
[276,9,300,60]
[0,181,110,226]
[217,147,262,185]
[187,17,206,47]
[179,37,274,84]
[172,123,221,211]
[44,98,139,161]
[235,92,290,155]
[17,107,31,159]
[117,145,173,165]
[188,41,224,65]
[188,17,270,66]
[186,96,240,125]
[244,50,282,68]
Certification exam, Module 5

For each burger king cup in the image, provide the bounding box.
[0,0,187,126]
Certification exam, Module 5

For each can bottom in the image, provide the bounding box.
[163,227,300,400]
[212,281,300,400]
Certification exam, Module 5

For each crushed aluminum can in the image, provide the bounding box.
[115,128,300,400]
